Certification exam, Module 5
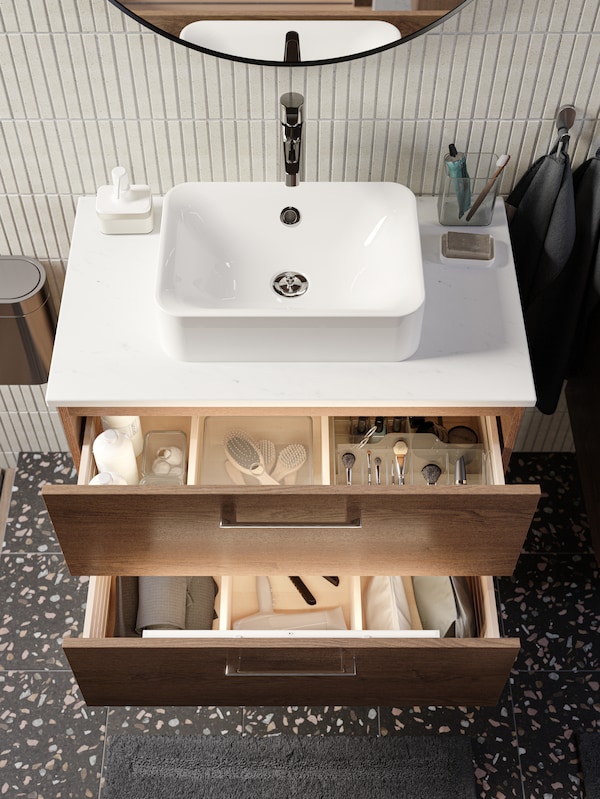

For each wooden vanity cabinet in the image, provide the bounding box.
[43,408,539,707]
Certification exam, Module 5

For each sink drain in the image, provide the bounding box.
[272,271,308,297]
[280,206,301,225]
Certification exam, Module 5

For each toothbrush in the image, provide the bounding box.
[445,143,471,218]
[465,154,511,222]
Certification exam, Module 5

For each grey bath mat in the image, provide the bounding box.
[579,733,600,799]
[104,734,476,799]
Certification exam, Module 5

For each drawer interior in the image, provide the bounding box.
[85,572,499,642]
[80,412,503,489]
[331,415,498,487]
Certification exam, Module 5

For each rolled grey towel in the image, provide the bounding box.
[136,576,189,633]
[114,577,218,636]
[185,577,218,630]
[113,576,139,638]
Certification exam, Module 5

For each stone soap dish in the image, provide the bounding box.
[440,231,495,267]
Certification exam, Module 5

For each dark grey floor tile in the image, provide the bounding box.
[4,453,76,554]
[0,554,88,669]
[0,670,106,799]
[499,554,600,672]
[507,453,592,555]
[107,705,244,736]
[511,671,600,799]
[379,684,522,799]
[242,706,379,735]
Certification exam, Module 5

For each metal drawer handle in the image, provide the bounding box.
[225,655,357,678]
[220,517,362,530]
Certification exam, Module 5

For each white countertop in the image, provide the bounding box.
[46,195,536,410]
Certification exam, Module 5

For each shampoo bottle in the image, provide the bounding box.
[101,414,144,456]
[92,429,139,485]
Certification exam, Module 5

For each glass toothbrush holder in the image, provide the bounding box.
[438,152,498,226]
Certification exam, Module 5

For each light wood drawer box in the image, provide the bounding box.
[43,412,540,706]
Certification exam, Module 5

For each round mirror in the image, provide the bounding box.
[109,0,474,66]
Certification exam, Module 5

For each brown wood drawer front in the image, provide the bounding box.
[63,636,519,707]
[43,413,540,577]
[45,483,540,577]
[64,575,518,707]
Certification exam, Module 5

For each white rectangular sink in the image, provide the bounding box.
[180,21,400,61]
[156,182,424,362]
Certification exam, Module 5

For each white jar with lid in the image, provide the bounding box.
[101,415,143,456]
[92,429,139,485]
[89,471,128,486]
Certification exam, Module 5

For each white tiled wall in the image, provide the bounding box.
[1,0,599,464]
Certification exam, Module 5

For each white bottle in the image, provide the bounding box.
[101,415,144,457]
[92,429,139,485]
[89,471,128,486]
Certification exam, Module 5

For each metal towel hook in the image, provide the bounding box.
[553,104,576,156]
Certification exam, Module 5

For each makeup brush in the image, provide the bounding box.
[392,439,408,485]
[465,154,511,222]
[342,452,356,485]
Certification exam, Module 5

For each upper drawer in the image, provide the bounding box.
[43,413,540,577]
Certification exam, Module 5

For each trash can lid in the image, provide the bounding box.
[0,256,46,304]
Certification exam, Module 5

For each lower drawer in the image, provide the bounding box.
[64,572,519,706]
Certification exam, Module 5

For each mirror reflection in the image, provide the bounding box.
[111,0,471,64]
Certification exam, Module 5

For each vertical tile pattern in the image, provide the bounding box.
[1,0,598,456]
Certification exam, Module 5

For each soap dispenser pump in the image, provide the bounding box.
[96,166,153,234]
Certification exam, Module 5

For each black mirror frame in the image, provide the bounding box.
[108,0,475,67]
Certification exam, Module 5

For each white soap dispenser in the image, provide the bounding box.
[96,166,153,234]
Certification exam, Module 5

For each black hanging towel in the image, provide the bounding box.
[506,142,577,414]
[566,147,600,372]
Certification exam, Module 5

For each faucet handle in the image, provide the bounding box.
[280,92,304,125]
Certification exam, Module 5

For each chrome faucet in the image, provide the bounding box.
[280,92,304,187]
[283,31,301,63]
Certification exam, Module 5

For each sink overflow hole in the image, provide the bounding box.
[280,206,301,225]
[272,271,309,297]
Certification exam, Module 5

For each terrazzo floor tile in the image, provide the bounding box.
[242,706,379,735]
[0,554,88,670]
[511,670,600,799]
[4,453,76,554]
[378,683,521,799]
[499,554,600,672]
[106,705,244,736]
[0,670,107,799]
[506,454,592,555]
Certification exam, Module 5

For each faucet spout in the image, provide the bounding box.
[280,92,304,187]
[283,31,301,63]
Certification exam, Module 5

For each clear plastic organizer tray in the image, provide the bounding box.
[333,423,486,486]
[140,429,188,485]
[199,416,314,485]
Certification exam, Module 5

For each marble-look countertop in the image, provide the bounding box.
[46,194,535,409]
